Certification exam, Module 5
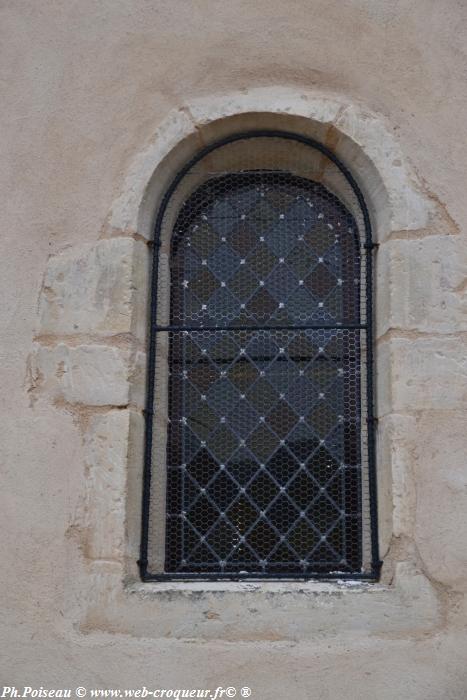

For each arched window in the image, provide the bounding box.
[141,132,378,580]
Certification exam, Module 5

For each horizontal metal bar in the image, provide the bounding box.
[142,571,377,582]
[154,324,367,332]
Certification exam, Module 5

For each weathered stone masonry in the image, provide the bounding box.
[4,2,467,694]
[26,90,467,644]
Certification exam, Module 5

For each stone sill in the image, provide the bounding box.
[127,579,378,597]
[78,567,439,641]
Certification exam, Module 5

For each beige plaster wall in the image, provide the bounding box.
[2,2,467,698]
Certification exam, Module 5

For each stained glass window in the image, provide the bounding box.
[142,134,377,579]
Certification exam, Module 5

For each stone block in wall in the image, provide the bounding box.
[125,410,145,573]
[130,240,150,343]
[413,411,467,591]
[377,335,467,416]
[38,238,149,339]
[84,562,441,641]
[334,104,434,235]
[376,414,417,548]
[128,350,147,411]
[84,410,130,561]
[31,343,131,406]
[376,235,467,336]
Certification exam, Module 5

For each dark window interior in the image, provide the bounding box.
[164,172,363,576]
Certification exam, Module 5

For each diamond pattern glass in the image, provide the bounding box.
[159,169,365,576]
[165,326,362,574]
[170,173,360,329]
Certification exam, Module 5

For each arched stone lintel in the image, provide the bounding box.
[108,87,438,243]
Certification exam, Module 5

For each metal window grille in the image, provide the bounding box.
[140,131,380,581]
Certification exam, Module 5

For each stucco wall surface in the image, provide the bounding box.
[2,1,467,698]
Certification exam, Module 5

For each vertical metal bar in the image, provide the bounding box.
[139,209,170,578]
[138,237,158,579]
[364,240,381,578]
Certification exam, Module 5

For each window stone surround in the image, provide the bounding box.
[29,87,465,641]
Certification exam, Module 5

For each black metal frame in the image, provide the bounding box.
[139,130,381,582]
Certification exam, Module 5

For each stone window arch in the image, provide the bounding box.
[141,131,379,580]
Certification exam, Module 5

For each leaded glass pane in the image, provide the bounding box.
[144,134,375,580]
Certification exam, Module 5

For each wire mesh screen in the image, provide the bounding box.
[143,132,377,579]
